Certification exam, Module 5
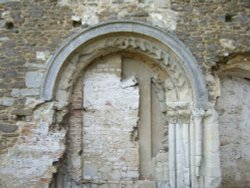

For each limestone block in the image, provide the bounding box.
[25,97,45,108]
[0,37,10,42]
[82,8,99,26]
[138,180,156,188]
[11,88,40,97]
[0,20,5,28]
[36,51,50,61]
[154,0,170,8]
[219,39,236,50]
[25,71,44,88]
[149,9,178,31]
[0,97,15,106]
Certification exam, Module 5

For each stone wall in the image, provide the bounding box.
[216,76,250,187]
[0,0,249,187]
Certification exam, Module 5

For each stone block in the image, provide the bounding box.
[138,180,156,188]
[0,97,15,106]
[11,88,40,97]
[0,124,18,133]
[36,51,50,61]
[0,20,5,28]
[25,71,44,88]
[0,0,20,3]
[154,0,170,8]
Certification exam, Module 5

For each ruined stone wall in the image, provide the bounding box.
[0,0,249,187]
[216,76,250,187]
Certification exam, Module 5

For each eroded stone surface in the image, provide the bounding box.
[0,103,65,188]
[216,76,250,187]
[82,55,140,181]
[51,54,172,187]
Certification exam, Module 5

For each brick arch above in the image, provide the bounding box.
[40,20,208,108]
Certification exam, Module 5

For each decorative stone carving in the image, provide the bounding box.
[41,21,207,105]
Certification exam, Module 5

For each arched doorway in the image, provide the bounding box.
[52,52,170,187]
[41,21,221,188]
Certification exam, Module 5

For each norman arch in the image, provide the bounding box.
[41,21,221,188]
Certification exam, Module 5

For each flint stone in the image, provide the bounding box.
[0,124,18,133]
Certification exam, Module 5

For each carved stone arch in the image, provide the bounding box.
[40,21,221,188]
[41,21,208,107]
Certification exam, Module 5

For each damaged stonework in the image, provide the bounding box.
[214,53,250,187]
[53,53,170,187]
[82,55,140,182]
[216,76,250,187]
[41,21,220,188]
[215,53,250,79]
[60,0,178,32]
[0,21,221,188]
[0,102,66,188]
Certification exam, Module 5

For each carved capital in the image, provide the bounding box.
[192,108,205,118]
[167,110,177,123]
[178,109,191,124]
[167,102,191,123]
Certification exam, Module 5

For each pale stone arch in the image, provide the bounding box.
[40,21,221,188]
[41,21,207,107]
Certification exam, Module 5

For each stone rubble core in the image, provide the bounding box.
[0,102,66,188]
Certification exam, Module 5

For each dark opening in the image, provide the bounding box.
[5,21,14,29]
[225,14,234,22]
[72,20,81,27]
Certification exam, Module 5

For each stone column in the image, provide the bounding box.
[168,103,192,188]
[178,109,191,188]
[191,108,205,188]
[168,110,177,188]
[202,108,221,188]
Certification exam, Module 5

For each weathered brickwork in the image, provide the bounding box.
[82,55,139,182]
[0,0,249,187]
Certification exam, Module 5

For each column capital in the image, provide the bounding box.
[192,108,205,118]
[178,109,191,123]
